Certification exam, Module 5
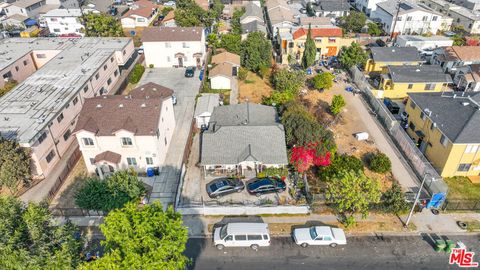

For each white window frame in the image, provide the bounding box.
[465,145,479,154]
[82,137,94,146]
[121,137,133,146]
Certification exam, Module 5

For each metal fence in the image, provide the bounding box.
[350,66,448,197]
[442,200,480,211]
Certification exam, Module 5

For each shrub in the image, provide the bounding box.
[271,68,306,93]
[129,64,145,84]
[318,154,363,181]
[263,167,289,177]
[238,67,248,80]
[311,73,335,90]
[330,95,346,115]
[368,152,392,173]
[258,64,270,79]
[381,182,410,214]
[149,64,154,68]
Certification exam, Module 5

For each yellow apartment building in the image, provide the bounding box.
[377,65,452,99]
[365,47,424,73]
[405,92,480,177]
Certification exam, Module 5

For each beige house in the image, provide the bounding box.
[74,83,175,177]
[210,51,240,90]
[121,0,159,28]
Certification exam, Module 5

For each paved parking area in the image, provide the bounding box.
[139,68,202,208]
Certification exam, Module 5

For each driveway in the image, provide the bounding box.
[139,68,202,208]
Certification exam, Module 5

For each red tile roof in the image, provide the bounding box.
[94,151,122,164]
[122,0,158,19]
[292,27,343,40]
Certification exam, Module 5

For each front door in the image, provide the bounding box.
[196,57,200,68]
[178,57,183,67]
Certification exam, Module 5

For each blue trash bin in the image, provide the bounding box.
[146,167,155,177]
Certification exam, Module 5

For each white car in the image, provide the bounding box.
[163,1,176,6]
[293,226,347,248]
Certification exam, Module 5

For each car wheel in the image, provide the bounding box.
[255,193,261,197]
[329,243,337,248]
[216,244,224,250]
[301,243,308,248]
[251,244,259,251]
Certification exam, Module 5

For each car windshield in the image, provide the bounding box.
[220,225,228,239]
[249,179,271,190]
[210,180,229,192]
[309,227,318,240]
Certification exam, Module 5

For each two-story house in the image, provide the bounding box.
[405,92,480,177]
[421,0,480,34]
[120,0,159,29]
[265,0,295,37]
[355,0,387,16]
[378,65,452,98]
[73,82,175,177]
[41,8,85,36]
[365,47,424,73]
[142,27,206,68]
[314,0,350,18]
[432,46,480,73]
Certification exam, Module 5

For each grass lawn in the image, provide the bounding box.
[445,176,480,200]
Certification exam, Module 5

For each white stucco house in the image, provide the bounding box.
[41,8,86,36]
[141,27,206,68]
[194,93,220,129]
[355,0,387,16]
[120,0,158,29]
[209,51,240,90]
[73,82,175,177]
[200,103,288,176]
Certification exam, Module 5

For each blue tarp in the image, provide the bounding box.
[24,18,37,27]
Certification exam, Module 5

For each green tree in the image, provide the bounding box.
[382,182,410,214]
[231,7,246,35]
[340,11,367,34]
[79,201,189,270]
[368,152,392,173]
[367,22,382,36]
[302,25,316,68]
[311,72,335,90]
[330,94,346,115]
[82,13,124,37]
[207,33,220,49]
[326,170,381,224]
[0,196,84,270]
[241,32,272,72]
[272,68,306,93]
[452,34,466,46]
[175,0,208,27]
[338,42,368,69]
[0,138,30,193]
[161,7,174,16]
[220,33,242,54]
[318,154,364,181]
[75,170,145,212]
[128,64,145,84]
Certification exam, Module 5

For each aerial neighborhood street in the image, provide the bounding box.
[0,0,479,269]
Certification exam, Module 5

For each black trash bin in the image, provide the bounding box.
[153,167,160,176]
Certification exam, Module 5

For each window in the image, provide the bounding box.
[36,53,46,58]
[73,97,78,105]
[167,56,171,62]
[420,112,426,120]
[410,101,416,109]
[37,132,47,144]
[164,137,167,146]
[430,122,435,130]
[397,17,402,21]
[328,38,336,43]
[95,73,99,80]
[123,50,126,55]
[432,16,438,21]
[121,137,133,146]
[182,42,189,48]
[23,60,28,66]
[465,145,479,154]
[110,57,114,63]
[407,16,412,21]
[458,163,471,172]
[263,235,269,240]
[46,150,56,163]
[324,236,332,241]
[57,113,64,123]
[65,103,70,109]
[83,85,88,93]
[146,157,153,165]
[165,42,171,48]
[234,235,247,241]
[137,18,145,22]
[103,64,107,71]
[440,134,448,147]
[51,18,57,22]
[425,83,436,90]
[82,137,94,146]
[114,70,118,77]
[248,235,262,240]
[63,129,71,141]
[422,16,428,21]
[409,122,415,131]
[127,157,137,166]
[107,78,112,85]
[89,158,95,165]
[53,28,60,33]
[15,66,19,72]
[408,84,413,89]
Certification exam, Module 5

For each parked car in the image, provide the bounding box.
[108,6,118,16]
[400,111,409,121]
[206,178,245,198]
[164,1,176,6]
[171,94,177,105]
[213,223,271,250]
[247,178,286,196]
[185,66,195,77]
[293,226,347,248]
[383,98,400,114]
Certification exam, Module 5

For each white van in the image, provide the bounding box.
[213,223,271,250]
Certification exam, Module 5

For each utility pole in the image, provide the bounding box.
[404,173,432,227]
[390,1,402,42]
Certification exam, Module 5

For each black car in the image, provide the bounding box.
[247,178,286,197]
[383,98,400,114]
[206,178,245,198]
[185,66,195,77]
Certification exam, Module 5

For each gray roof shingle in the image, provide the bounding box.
[370,47,423,63]
[408,92,480,144]
[241,2,264,22]
[194,94,220,117]
[387,65,453,83]
[201,103,288,165]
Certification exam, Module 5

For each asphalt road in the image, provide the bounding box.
[185,234,480,270]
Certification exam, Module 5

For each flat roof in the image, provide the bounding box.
[0,38,132,144]
[43,8,83,17]
[370,47,423,62]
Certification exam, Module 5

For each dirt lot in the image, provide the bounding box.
[238,71,273,103]
[50,158,88,208]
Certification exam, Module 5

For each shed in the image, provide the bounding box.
[194,94,220,128]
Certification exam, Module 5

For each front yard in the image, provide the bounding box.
[445,176,480,201]
[238,71,273,103]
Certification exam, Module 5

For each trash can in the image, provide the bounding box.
[445,240,456,253]
[146,167,155,177]
[434,240,446,252]
[153,166,160,176]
